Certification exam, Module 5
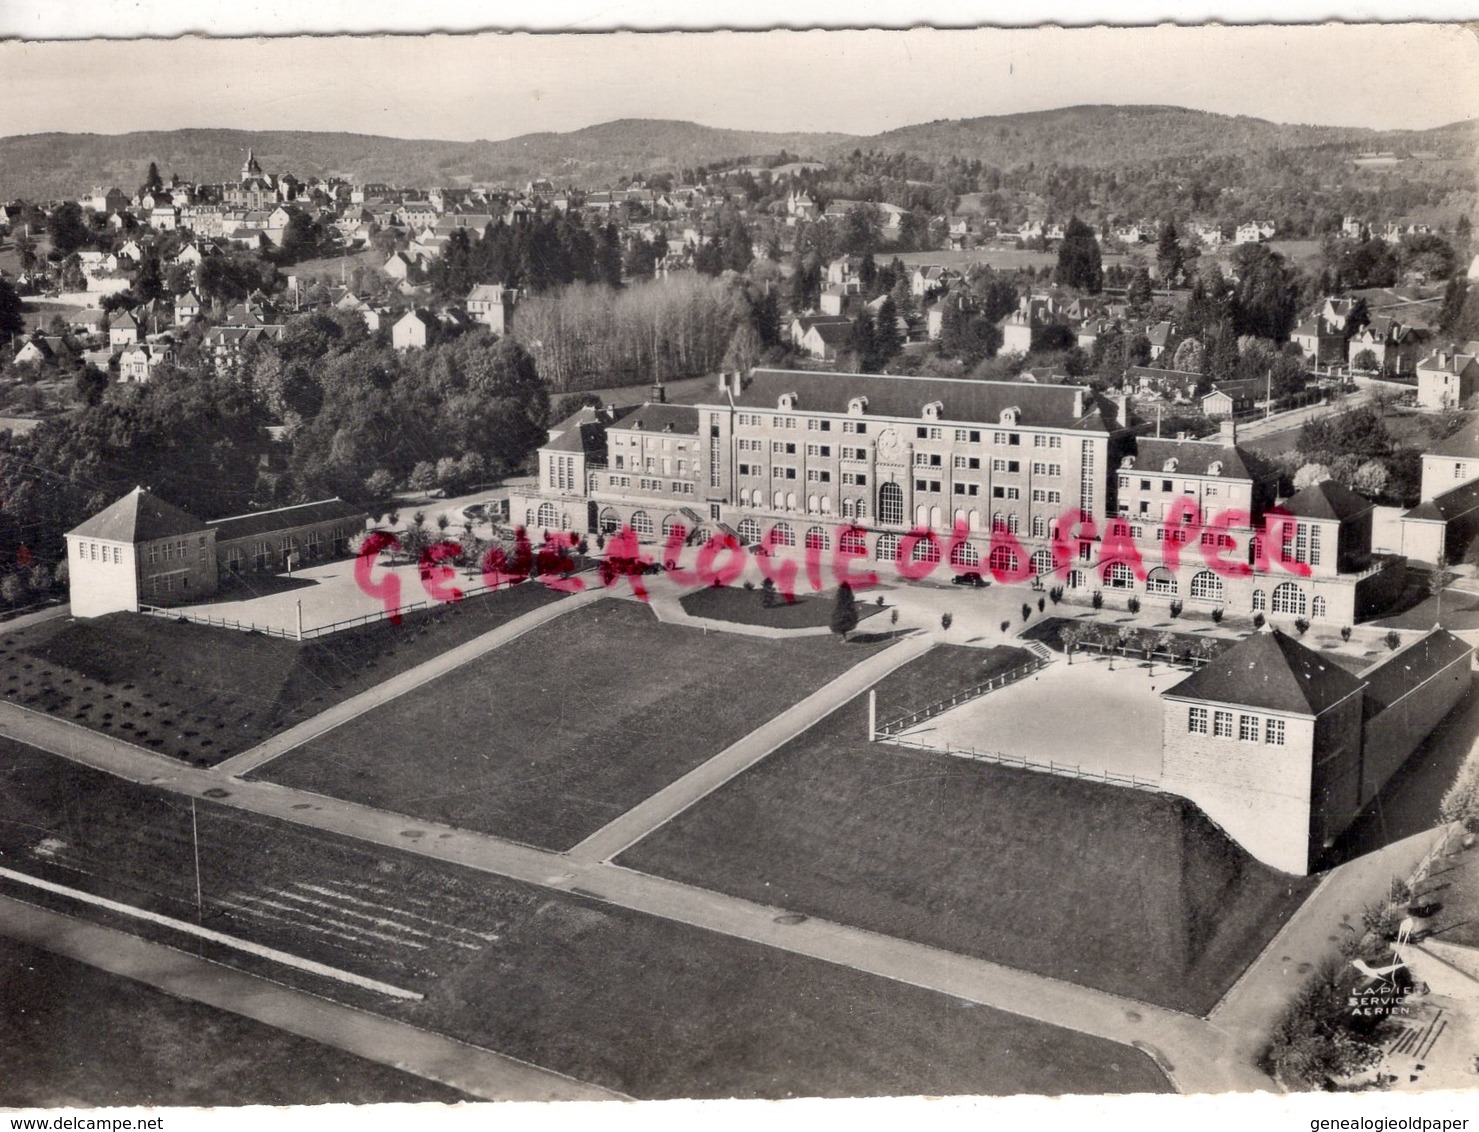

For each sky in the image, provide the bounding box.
[0,23,1475,141]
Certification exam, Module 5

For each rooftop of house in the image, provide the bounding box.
[1403,478,1479,524]
[67,487,208,543]
[607,402,700,436]
[1282,479,1374,522]
[1163,628,1365,716]
[703,368,1124,432]
[1427,427,1479,461]
[208,497,365,543]
[1359,628,1474,717]
[1127,436,1255,480]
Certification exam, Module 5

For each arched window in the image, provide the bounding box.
[915,504,930,526]
[968,509,981,531]
[738,488,751,507]
[1312,595,1327,619]
[630,511,654,538]
[1103,562,1136,590]
[1189,570,1223,602]
[954,508,968,527]
[1251,588,1266,612]
[840,527,868,555]
[807,494,820,514]
[989,545,1019,574]
[599,507,621,534]
[690,527,709,545]
[841,498,855,519]
[770,523,796,547]
[929,505,943,529]
[538,502,559,529]
[785,492,798,511]
[773,490,785,509]
[1007,513,1020,534]
[878,481,904,526]
[525,508,534,527]
[855,500,868,520]
[912,537,942,564]
[991,511,1005,531]
[1272,582,1306,616]
[875,532,899,561]
[1031,549,1054,577]
[1146,566,1177,595]
[805,526,829,551]
[737,517,761,544]
[820,497,832,514]
[951,540,981,568]
[1031,514,1047,538]
[661,516,686,539]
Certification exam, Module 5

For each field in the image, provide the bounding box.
[255,599,891,849]
[618,648,1317,1015]
[0,935,471,1108]
[0,740,1169,1099]
[679,584,887,630]
[0,582,565,763]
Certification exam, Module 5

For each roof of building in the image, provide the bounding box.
[608,402,700,435]
[1283,479,1373,521]
[1131,436,1254,480]
[706,368,1123,432]
[1163,628,1366,716]
[1404,478,1479,523]
[806,320,855,346]
[1427,427,1479,460]
[1359,628,1475,716]
[1203,378,1263,400]
[466,283,509,303]
[208,498,365,543]
[67,487,208,542]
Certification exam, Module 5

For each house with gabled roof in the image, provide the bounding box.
[65,487,217,615]
[108,310,140,349]
[1416,346,1479,410]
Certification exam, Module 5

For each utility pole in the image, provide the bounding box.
[191,797,203,924]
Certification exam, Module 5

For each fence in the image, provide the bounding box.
[882,732,1162,792]
[136,573,529,641]
[874,656,1048,736]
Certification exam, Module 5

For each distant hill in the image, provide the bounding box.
[0,107,1469,200]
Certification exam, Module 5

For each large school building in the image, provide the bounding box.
[512,368,1405,624]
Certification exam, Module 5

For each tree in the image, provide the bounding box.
[142,161,163,195]
[1053,217,1103,293]
[874,296,902,366]
[1230,243,1299,341]
[830,581,859,641]
[1127,266,1153,308]
[1171,337,1205,374]
[1156,220,1185,287]
[941,611,953,631]
[1352,459,1389,498]
[0,278,23,340]
[47,202,90,256]
[1351,348,1379,373]
[1385,630,1402,651]
[1058,623,1083,664]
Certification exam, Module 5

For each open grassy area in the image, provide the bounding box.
[0,740,1168,1099]
[257,600,889,850]
[679,584,887,630]
[0,935,471,1107]
[618,649,1317,1015]
[0,582,565,764]
[871,643,1035,722]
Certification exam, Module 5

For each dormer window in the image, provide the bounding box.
[1208,461,1223,477]
[1121,456,1136,469]
[848,396,868,416]
[999,407,1020,426]
[778,393,797,410]
[923,400,943,420]
[1162,458,1178,472]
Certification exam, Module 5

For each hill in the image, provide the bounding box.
[0,107,1469,200]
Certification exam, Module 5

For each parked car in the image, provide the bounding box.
[952,571,987,587]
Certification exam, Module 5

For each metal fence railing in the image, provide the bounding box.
[882,732,1161,792]
[874,657,1047,736]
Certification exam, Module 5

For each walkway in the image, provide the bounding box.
[215,586,604,776]
[0,696,1259,1095]
[0,603,69,635]
[0,893,625,1103]
[567,632,935,862]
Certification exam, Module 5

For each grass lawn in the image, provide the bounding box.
[0,581,565,764]
[871,643,1035,722]
[679,584,886,630]
[0,934,471,1108]
[1374,585,1479,631]
[256,600,890,850]
[617,650,1317,1015]
[0,741,1169,1099]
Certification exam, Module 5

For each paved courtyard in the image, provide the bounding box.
[896,651,1170,783]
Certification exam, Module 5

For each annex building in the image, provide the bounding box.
[1161,626,1473,874]
[512,368,1405,625]
[65,488,366,617]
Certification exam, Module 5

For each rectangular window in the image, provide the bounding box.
[955,429,969,441]
[1239,714,1259,742]
[915,478,928,492]
[1140,479,1152,491]
[1188,707,1208,734]
[1162,480,1174,492]
[954,455,968,469]
[993,431,1008,444]
[1006,487,1020,500]
[739,463,753,476]
[1007,461,1020,473]
[1265,718,1285,746]
[992,458,1007,472]
[992,485,1005,498]
[1213,710,1234,739]
[929,427,943,440]
[917,427,928,439]
[1047,490,1062,504]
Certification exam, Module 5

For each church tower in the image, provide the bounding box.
[241,149,263,182]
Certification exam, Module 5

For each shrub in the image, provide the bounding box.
[1091,591,1104,610]
[1037,596,1046,612]
[1340,625,1352,642]
[1253,612,1265,629]
[1294,617,1310,636]
[596,533,606,550]
[1049,586,1062,605]
[760,577,777,608]
[1000,620,1010,633]
[1211,607,1223,623]
[1021,602,1032,622]
[1169,599,1183,618]
[1127,595,1141,614]
[875,594,885,606]
[1385,630,1402,651]
[890,608,899,626]
[742,580,754,590]
[941,612,954,631]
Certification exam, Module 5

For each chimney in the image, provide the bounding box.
[651,381,667,404]
[1219,417,1238,443]
[1114,392,1129,427]
[1071,388,1085,418]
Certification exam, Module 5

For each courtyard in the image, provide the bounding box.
[892,651,1170,784]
